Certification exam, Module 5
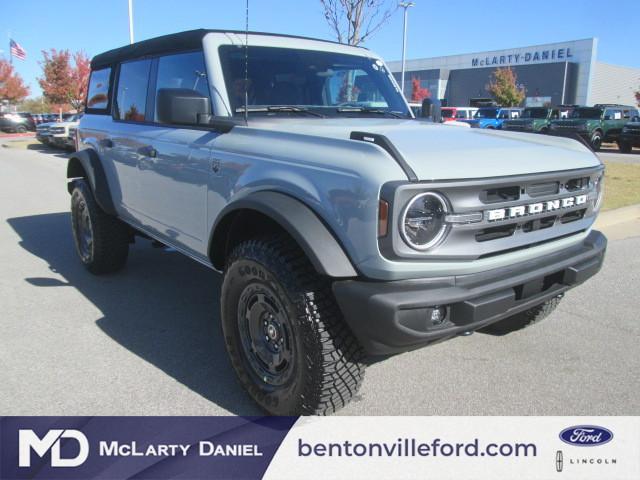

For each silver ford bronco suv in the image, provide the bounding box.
[68,30,606,415]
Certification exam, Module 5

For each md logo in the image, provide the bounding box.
[19,429,89,467]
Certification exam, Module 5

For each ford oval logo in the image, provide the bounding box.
[559,425,613,447]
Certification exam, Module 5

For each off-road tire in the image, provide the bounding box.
[590,130,603,151]
[70,179,129,274]
[618,141,632,153]
[479,296,562,335]
[221,234,365,415]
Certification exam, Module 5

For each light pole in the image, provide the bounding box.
[399,2,414,96]
[128,0,135,44]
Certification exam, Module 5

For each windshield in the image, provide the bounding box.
[474,108,498,119]
[219,45,410,117]
[571,108,602,119]
[521,108,548,119]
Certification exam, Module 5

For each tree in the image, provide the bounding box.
[635,87,640,107]
[320,0,398,45]
[17,96,52,114]
[486,67,525,107]
[410,77,430,102]
[38,49,90,112]
[0,59,30,103]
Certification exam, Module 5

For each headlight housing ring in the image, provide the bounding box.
[399,192,449,251]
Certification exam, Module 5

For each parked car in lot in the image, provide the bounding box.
[462,107,522,128]
[0,112,36,133]
[441,107,458,122]
[68,29,606,415]
[549,104,639,151]
[503,107,560,133]
[48,114,82,149]
[618,116,640,153]
[453,107,477,121]
[35,122,54,144]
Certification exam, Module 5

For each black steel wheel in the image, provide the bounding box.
[590,130,602,151]
[237,283,295,388]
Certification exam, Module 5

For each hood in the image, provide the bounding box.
[54,120,79,128]
[244,118,600,180]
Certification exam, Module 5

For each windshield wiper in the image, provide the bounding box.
[235,106,325,117]
[336,107,406,118]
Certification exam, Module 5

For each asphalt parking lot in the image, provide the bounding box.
[1,142,638,416]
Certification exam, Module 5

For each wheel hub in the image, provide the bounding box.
[237,284,294,387]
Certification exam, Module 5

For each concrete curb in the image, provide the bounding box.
[595,204,640,229]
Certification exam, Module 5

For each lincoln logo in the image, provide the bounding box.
[486,195,587,221]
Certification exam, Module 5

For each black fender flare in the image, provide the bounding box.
[67,148,117,215]
[210,191,358,278]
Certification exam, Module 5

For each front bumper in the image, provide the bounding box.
[333,230,606,355]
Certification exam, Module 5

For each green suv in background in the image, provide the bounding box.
[503,107,560,133]
[549,104,639,151]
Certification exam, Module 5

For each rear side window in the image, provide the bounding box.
[86,68,111,112]
[154,51,212,122]
[115,59,151,122]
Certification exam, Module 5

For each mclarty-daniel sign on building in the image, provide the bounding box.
[388,38,640,107]
[471,47,575,67]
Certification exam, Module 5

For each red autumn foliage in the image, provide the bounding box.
[0,59,30,103]
[410,77,430,102]
[38,49,90,112]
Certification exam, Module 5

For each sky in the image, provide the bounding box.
[2,0,639,97]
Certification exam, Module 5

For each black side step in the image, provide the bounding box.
[350,131,418,182]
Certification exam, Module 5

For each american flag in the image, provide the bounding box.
[10,39,26,60]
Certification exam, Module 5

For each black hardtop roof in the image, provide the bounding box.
[91,29,353,69]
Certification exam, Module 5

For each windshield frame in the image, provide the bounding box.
[217,44,411,118]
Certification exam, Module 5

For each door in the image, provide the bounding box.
[108,58,154,219]
[604,108,624,139]
[136,51,216,255]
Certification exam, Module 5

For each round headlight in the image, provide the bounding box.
[400,192,448,250]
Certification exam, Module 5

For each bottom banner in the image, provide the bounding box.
[1,416,638,479]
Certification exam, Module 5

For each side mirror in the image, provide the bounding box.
[156,88,212,126]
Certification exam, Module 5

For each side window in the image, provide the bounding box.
[115,59,151,122]
[154,51,212,123]
[86,68,111,111]
[498,110,509,119]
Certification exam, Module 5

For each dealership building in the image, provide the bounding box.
[387,38,640,107]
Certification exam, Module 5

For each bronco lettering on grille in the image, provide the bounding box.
[486,195,587,221]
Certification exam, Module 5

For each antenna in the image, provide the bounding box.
[243,0,249,125]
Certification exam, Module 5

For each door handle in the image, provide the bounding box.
[99,138,113,148]
[138,146,158,158]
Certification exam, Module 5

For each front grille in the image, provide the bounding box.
[49,127,65,134]
[385,166,602,261]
